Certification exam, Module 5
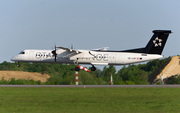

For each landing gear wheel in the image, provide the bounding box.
[91,66,96,71]
[75,66,80,71]
[16,64,20,67]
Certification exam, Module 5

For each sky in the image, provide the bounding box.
[0,0,180,71]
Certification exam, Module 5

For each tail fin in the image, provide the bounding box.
[143,30,171,55]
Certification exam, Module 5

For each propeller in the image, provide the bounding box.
[69,44,73,52]
[51,45,57,63]
[55,45,57,63]
[71,44,73,49]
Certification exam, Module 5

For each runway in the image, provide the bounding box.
[0,85,180,87]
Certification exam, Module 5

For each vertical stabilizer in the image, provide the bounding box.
[144,30,171,55]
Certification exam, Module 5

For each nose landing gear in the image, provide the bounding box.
[16,62,20,67]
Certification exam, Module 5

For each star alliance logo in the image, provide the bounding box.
[153,37,162,47]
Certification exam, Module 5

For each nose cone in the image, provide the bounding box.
[11,56,17,61]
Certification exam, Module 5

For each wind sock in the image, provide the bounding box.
[78,65,90,72]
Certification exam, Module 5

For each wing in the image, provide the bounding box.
[56,46,96,60]
[56,46,82,53]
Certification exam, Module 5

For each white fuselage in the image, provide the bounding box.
[11,49,163,66]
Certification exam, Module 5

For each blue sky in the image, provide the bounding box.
[0,0,179,70]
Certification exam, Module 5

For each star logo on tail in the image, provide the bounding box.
[153,37,162,47]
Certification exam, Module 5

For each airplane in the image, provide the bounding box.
[11,30,171,71]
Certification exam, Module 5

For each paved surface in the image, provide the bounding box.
[1,85,180,87]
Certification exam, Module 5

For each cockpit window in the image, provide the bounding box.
[19,51,25,54]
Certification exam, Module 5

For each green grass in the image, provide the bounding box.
[0,87,180,113]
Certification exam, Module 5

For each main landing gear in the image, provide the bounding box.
[75,65,96,71]
[74,60,96,71]
[74,59,80,71]
[91,65,96,71]
[75,66,80,71]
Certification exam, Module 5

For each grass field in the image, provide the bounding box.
[0,87,180,113]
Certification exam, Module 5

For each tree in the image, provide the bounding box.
[102,65,116,82]
[169,75,180,84]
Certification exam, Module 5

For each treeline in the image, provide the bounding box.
[0,77,43,85]
[0,57,176,85]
